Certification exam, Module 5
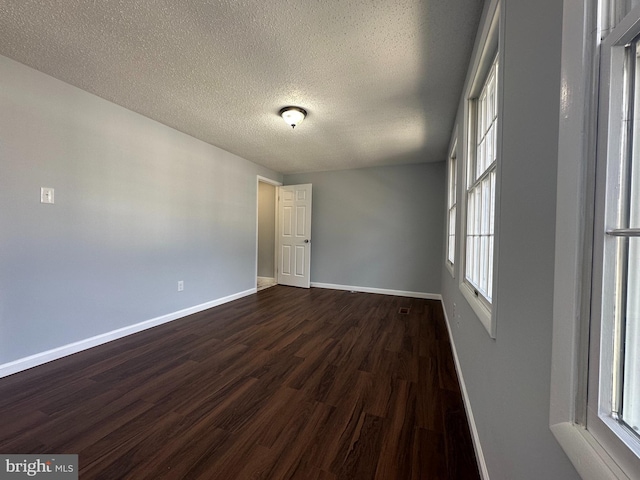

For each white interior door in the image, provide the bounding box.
[277,184,312,288]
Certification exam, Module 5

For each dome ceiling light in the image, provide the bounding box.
[279,106,307,129]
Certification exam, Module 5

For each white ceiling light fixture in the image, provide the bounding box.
[279,106,307,129]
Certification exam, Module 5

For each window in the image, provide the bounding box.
[551,1,640,477]
[587,5,640,473]
[459,3,500,338]
[446,141,457,272]
[552,2,640,478]
[550,0,640,480]
[465,55,498,304]
[604,29,640,443]
[464,55,498,308]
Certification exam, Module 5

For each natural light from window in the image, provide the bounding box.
[447,148,457,268]
[619,34,640,436]
[466,56,498,303]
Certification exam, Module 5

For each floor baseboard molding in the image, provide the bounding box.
[0,287,257,379]
[311,282,441,300]
[440,300,491,480]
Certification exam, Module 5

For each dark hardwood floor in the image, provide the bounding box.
[0,286,480,479]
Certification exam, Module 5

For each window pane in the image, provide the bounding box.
[490,170,496,235]
[465,174,495,301]
[471,56,498,184]
[480,235,488,293]
[488,235,494,299]
[447,152,457,267]
[621,38,640,434]
[449,156,457,207]
[487,130,493,169]
[448,205,456,264]
[622,237,640,433]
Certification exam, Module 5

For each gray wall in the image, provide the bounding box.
[285,162,444,295]
[0,55,281,365]
[257,182,276,278]
[440,0,580,479]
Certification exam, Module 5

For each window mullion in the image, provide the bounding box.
[467,160,497,193]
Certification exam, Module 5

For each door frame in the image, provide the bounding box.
[256,176,282,289]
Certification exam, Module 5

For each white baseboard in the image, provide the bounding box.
[0,287,257,379]
[440,300,491,480]
[311,282,441,300]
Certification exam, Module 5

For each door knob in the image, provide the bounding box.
[304,239,309,243]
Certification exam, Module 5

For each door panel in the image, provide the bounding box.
[282,207,293,236]
[277,184,312,288]
[295,246,305,276]
[296,207,306,235]
[281,245,292,275]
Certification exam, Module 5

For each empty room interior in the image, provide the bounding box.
[2,0,639,479]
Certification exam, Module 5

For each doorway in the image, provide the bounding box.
[256,176,281,291]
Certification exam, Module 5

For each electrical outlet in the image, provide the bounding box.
[178,281,184,292]
[40,187,55,204]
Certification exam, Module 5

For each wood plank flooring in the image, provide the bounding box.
[0,286,479,479]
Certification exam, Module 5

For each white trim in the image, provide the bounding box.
[551,0,597,436]
[256,175,282,187]
[550,423,628,480]
[0,288,256,379]
[256,175,282,287]
[445,255,455,277]
[458,0,502,340]
[310,282,441,300]
[586,5,640,475]
[441,301,490,480]
[446,129,458,277]
[551,1,640,478]
[460,281,493,337]
[466,0,501,97]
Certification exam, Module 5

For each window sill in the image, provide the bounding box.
[460,281,495,338]
[446,261,455,278]
[550,422,629,480]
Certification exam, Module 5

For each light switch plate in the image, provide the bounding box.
[40,187,55,204]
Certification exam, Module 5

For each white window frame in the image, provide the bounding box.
[446,136,458,276]
[550,1,640,479]
[459,2,501,339]
[589,4,640,475]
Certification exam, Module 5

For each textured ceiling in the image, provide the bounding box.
[0,0,483,174]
